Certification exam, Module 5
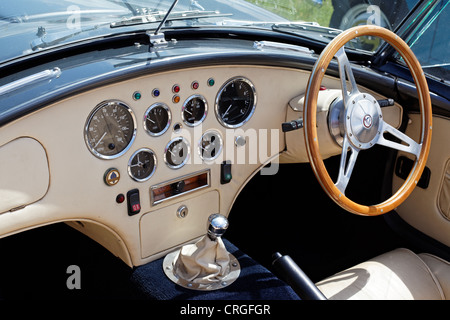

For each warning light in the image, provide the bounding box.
[133,91,142,100]
[191,81,199,90]
[116,194,125,204]
[172,85,181,93]
[152,89,160,97]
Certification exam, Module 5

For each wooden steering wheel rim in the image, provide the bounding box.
[304,25,432,216]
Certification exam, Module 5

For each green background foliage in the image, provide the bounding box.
[245,0,334,26]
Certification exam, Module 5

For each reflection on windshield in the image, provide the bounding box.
[399,0,449,82]
[248,0,420,51]
[0,0,420,63]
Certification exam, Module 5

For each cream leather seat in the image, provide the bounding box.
[316,248,450,300]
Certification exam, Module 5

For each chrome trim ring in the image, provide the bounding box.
[164,137,190,169]
[181,94,208,127]
[143,103,171,137]
[198,130,223,162]
[127,148,157,182]
[215,77,257,128]
[84,100,137,160]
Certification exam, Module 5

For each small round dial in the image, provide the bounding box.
[84,100,136,159]
[215,77,256,128]
[199,130,223,161]
[182,95,207,126]
[164,137,190,169]
[128,148,157,182]
[144,103,171,136]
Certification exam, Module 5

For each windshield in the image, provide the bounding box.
[0,0,421,64]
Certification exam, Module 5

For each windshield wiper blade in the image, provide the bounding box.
[30,23,108,51]
[110,10,232,28]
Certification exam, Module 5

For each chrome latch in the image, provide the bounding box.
[147,31,168,48]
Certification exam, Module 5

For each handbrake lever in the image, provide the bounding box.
[272,252,327,300]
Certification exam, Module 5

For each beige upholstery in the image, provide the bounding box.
[316,248,450,300]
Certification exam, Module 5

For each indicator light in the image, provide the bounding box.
[152,89,160,97]
[172,95,180,103]
[116,193,125,204]
[133,91,142,100]
[172,84,181,93]
[207,78,215,87]
[191,81,199,90]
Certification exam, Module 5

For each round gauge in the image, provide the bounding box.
[164,137,190,169]
[182,95,208,127]
[144,103,171,136]
[84,100,137,159]
[215,77,256,128]
[199,130,223,161]
[128,148,157,182]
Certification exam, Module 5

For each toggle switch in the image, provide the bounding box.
[127,189,141,216]
[221,160,232,184]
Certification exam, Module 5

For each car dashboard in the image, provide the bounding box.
[0,38,403,268]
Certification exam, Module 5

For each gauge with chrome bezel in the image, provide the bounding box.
[84,100,137,159]
[128,148,157,182]
[199,130,223,162]
[215,77,256,128]
[144,103,171,136]
[182,94,208,127]
[164,137,190,169]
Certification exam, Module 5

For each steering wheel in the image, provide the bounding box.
[304,25,432,216]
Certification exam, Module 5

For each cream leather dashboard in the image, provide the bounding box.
[0,65,402,267]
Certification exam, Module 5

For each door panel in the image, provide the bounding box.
[393,114,450,247]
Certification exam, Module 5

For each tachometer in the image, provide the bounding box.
[215,77,256,128]
[84,100,136,159]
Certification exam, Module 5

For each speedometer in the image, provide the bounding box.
[84,100,137,159]
[215,77,256,128]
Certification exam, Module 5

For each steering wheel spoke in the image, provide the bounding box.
[335,47,360,105]
[376,120,422,158]
[335,136,360,194]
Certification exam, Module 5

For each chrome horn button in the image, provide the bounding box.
[345,93,382,150]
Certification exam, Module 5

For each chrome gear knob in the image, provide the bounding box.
[207,213,229,240]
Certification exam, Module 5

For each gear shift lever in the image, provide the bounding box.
[207,213,229,240]
[163,214,240,291]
